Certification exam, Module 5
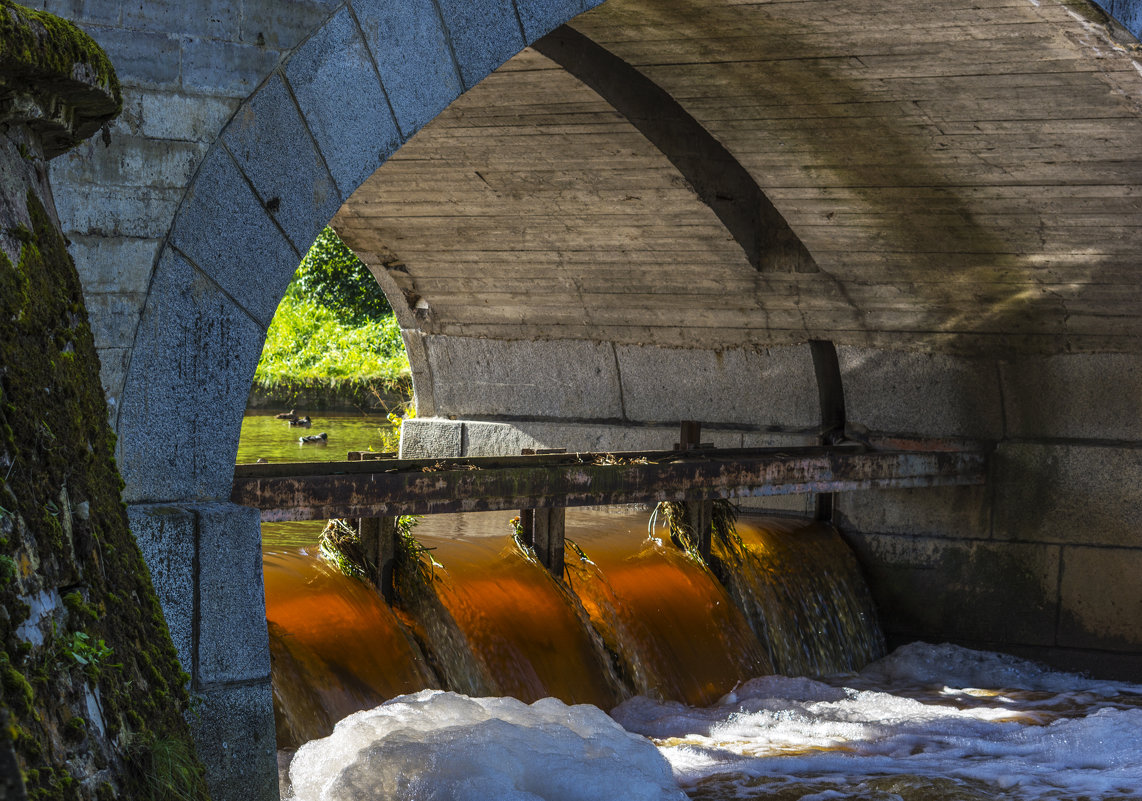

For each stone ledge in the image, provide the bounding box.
[0,1,121,156]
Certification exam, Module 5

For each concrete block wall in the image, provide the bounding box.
[399,339,821,513]
[129,503,276,799]
[835,350,1142,680]
[35,3,608,800]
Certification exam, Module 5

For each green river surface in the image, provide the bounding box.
[239,411,398,549]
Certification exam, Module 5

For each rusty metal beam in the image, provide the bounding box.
[232,445,986,523]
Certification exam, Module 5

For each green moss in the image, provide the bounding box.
[0,1,120,105]
[0,554,15,585]
[1,654,34,717]
[61,591,97,623]
[63,715,85,743]
[0,191,210,799]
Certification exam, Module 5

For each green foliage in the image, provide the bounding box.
[289,227,391,323]
[649,499,740,560]
[319,516,431,582]
[254,294,410,393]
[255,227,412,401]
[64,631,116,672]
[134,735,204,801]
[318,518,367,580]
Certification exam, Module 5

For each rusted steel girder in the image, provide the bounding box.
[232,446,986,523]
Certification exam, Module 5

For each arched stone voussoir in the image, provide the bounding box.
[349,0,465,136]
[517,0,594,40]
[283,5,404,201]
[116,248,265,504]
[434,0,526,89]
[221,73,341,256]
[168,143,299,328]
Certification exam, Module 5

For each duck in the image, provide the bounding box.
[299,432,328,445]
[288,415,312,428]
[275,409,297,421]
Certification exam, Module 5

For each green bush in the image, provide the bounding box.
[254,294,409,392]
[254,226,411,396]
[289,227,391,323]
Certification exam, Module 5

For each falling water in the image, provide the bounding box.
[709,517,885,676]
[264,508,886,745]
[244,415,1142,800]
[264,550,437,748]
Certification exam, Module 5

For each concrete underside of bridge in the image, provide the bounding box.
[41,0,1142,798]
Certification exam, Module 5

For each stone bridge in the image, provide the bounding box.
[41,0,1142,798]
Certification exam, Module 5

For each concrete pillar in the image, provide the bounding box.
[129,503,278,801]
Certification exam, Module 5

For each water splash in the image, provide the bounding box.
[708,518,885,675]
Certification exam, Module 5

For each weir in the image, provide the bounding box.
[233,439,986,522]
[235,340,986,583]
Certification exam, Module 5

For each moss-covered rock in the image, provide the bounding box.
[0,186,210,799]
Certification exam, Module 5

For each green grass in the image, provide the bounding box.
[253,292,410,395]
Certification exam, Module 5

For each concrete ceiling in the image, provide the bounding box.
[335,0,1142,356]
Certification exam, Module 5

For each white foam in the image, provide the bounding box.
[611,643,1142,799]
[854,641,1142,695]
[287,690,687,801]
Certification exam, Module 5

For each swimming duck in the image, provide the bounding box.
[299,432,328,444]
[288,415,312,427]
[275,409,297,420]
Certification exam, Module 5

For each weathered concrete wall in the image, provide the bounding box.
[835,351,1142,681]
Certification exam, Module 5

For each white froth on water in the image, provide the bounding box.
[612,643,1142,799]
[286,690,687,801]
[283,645,1142,800]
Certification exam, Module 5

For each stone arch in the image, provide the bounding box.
[114,2,606,800]
[118,0,603,504]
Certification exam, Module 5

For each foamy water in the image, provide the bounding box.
[284,643,1142,801]
[617,643,1142,800]
[285,691,686,801]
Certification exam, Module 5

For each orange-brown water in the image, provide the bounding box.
[264,549,437,748]
[263,508,884,749]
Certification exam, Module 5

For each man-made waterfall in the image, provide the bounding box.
[264,508,886,746]
[246,415,1142,801]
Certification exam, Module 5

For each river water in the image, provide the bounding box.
[241,413,1142,801]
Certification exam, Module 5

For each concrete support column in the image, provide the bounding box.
[129,502,278,801]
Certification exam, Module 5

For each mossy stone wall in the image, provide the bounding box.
[0,5,207,799]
